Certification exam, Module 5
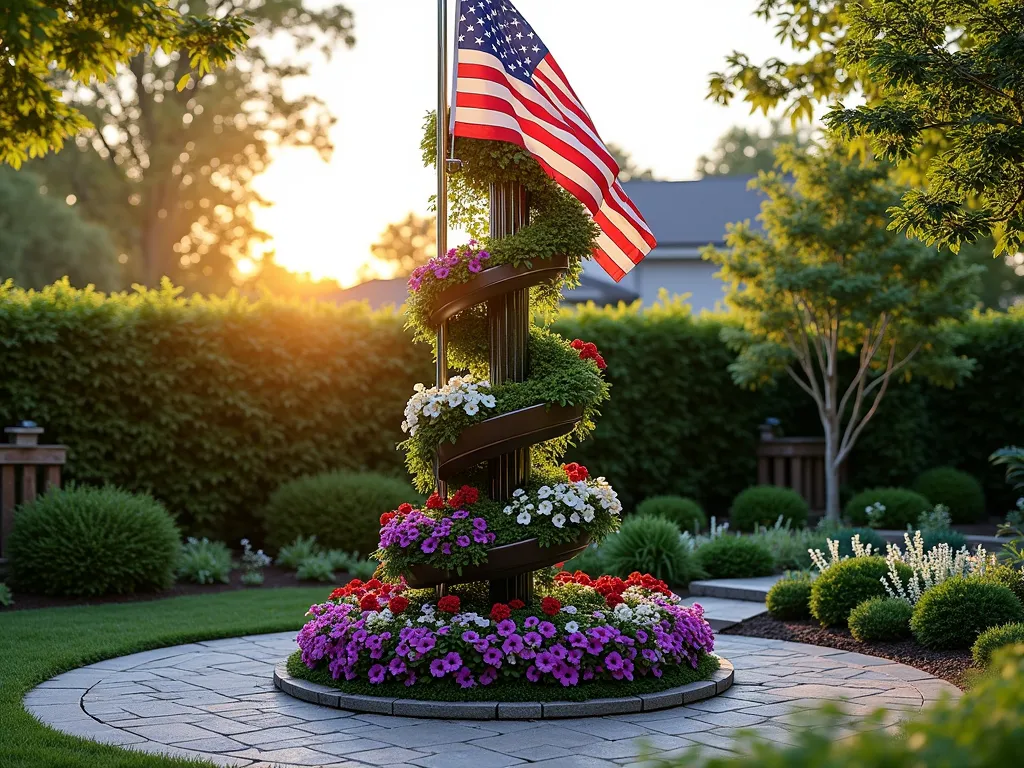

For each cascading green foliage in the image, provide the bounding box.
[399,115,609,495]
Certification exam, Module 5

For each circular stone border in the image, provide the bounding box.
[273,656,733,720]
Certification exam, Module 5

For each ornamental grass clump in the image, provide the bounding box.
[911,577,1024,650]
[177,538,232,585]
[766,573,813,620]
[751,517,828,571]
[848,597,913,642]
[602,515,702,586]
[8,485,180,597]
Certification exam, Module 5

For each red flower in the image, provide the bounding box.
[508,599,525,610]
[561,463,590,483]
[461,486,479,505]
[425,492,444,510]
[490,603,511,621]
[605,593,624,608]
[541,597,562,616]
[582,342,598,357]
[380,512,396,526]
[359,594,379,611]
[448,484,481,509]
[365,578,382,590]
[570,339,585,350]
[348,579,364,588]
[398,502,414,515]
[388,596,410,614]
[594,355,607,370]
[553,562,565,570]
[437,595,461,613]
[329,587,347,600]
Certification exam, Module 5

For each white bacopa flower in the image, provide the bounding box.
[564,621,579,633]
[516,510,532,525]
[552,513,566,529]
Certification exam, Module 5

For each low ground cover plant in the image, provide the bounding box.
[602,515,702,585]
[239,539,271,586]
[696,535,775,579]
[8,485,179,597]
[845,488,931,529]
[729,486,808,532]
[848,597,913,642]
[277,535,377,582]
[765,573,813,620]
[914,467,985,524]
[177,538,232,585]
[0,582,11,607]
[636,495,706,534]
[910,576,1024,649]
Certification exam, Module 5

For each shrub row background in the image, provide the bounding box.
[1,283,1020,540]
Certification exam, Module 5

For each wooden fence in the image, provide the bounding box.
[756,420,845,515]
[0,423,67,570]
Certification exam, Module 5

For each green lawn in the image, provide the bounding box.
[0,588,326,768]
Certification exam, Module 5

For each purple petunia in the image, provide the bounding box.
[456,535,471,548]
[368,664,386,684]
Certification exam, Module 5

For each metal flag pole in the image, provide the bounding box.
[434,0,450,502]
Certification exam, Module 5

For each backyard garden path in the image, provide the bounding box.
[24,631,959,768]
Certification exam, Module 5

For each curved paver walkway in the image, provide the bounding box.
[24,632,960,768]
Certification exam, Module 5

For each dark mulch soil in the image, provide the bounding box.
[2,565,346,613]
[724,613,975,690]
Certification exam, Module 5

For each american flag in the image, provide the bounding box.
[451,0,656,282]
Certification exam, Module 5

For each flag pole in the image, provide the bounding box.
[434,0,450,503]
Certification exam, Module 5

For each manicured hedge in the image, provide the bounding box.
[1,285,1021,539]
[0,282,431,540]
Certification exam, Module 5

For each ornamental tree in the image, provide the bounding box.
[0,0,249,167]
[825,0,1024,257]
[705,144,981,521]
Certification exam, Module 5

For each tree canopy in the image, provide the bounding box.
[705,143,981,519]
[696,121,811,178]
[31,0,355,294]
[370,213,436,278]
[825,0,1024,257]
[607,143,655,182]
[0,0,250,168]
[0,167,119,289]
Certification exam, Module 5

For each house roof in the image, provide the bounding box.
[622,177,765,248]
[563,274,639,305]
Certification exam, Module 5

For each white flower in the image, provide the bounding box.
[562,491,580,508]
[516,510,532,525]
[538,500,553,515]
[613,603,634,621]
[569,512,581,524]
[424,401,442,418]
[562,605,577,615]
[537,485,552,499]
[513,488,525,498]
[503,505,514,515]
[464,402,480,416]
[564,621,579,633]
[481,394,496,408]
[552,513,566,529]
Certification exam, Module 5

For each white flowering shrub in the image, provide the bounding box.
[808,534,875,573]
[401,375,496,436]
[503,478,622,530]
[881,530,995,604]
[866,502,887,528]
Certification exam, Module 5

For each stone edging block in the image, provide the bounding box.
[273,656,733,720]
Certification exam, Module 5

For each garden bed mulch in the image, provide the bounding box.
[723,613,974,690]
[2,565,347,613]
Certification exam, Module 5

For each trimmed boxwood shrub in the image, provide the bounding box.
[833,527,888,558]
[911,577,1024,650]
[696,536,775,579]
[766,574,813,620]
[972,623,1024,667]
[914,467,986,524]
[810,556,913,628]
[8,485,180,597]
[635,495,706,534]
[844,488,931,529]
[263,471,418,557]
[602,515,702,586]
[848,597,913,642]
[729,486,809,532]
[981,564,1024,605]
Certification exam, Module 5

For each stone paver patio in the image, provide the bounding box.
[23,631,960,767]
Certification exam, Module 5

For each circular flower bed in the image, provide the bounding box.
[291,570,718,700]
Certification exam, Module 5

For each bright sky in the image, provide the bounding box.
[250,1,790,286]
